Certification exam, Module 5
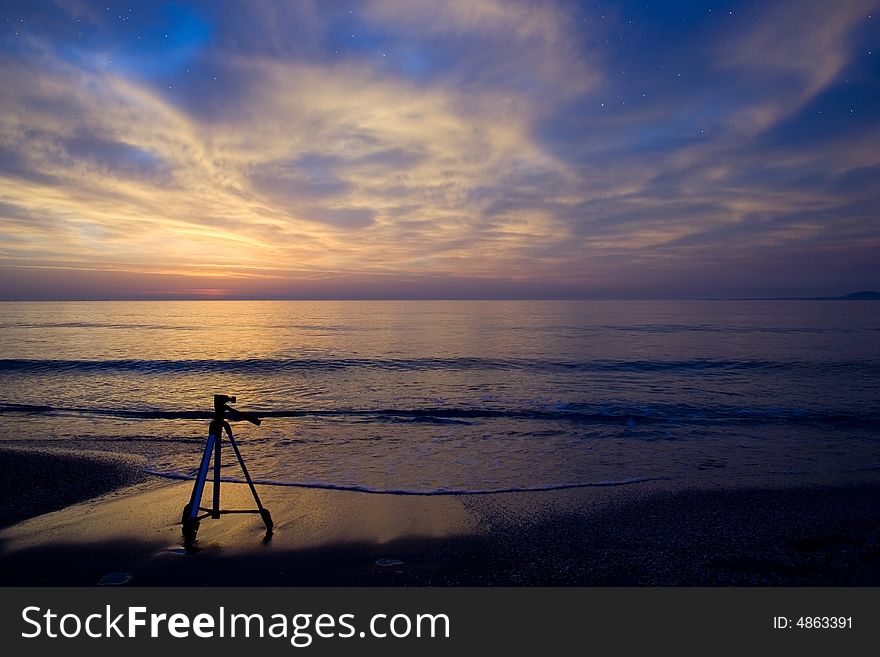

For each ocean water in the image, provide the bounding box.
[0,300,878,494]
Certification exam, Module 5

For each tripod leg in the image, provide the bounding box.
[182,430,216,547]
[212,423,221,519]
[224,422,273,532]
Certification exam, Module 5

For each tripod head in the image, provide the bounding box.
[213,394,262,426]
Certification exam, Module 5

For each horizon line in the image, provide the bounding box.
[1,293,876,303]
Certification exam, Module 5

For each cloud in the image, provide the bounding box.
[0,0,878,298]
[362,0,599,99]
[714,0,879,134]
[0,28,578,280]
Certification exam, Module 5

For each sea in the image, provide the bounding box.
[0,300,878,494]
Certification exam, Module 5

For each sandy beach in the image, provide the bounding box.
[1,447,879,586]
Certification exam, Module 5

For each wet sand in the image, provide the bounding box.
[1,448,879,586]
[0,447,148,529]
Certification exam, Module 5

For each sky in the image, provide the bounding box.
[0,0,878,300]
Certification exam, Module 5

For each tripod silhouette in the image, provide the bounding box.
[181,394,273,547]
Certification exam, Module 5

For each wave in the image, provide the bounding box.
[1,401,877,427]
[0,356,873,375]
[143,468,665,495]
[0,321,858,335]
[592,324,841,334]
[0,322,199,331]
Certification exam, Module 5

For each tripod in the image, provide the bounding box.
[181,394,273,547]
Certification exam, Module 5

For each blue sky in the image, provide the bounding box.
[0,0,878,299]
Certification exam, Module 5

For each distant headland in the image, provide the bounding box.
[732,291,880,301]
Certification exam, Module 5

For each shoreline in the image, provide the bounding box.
[0,447,878,585]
